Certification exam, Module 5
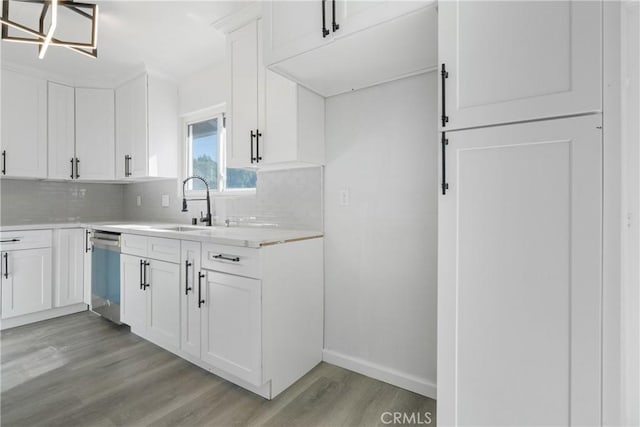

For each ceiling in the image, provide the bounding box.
[1,0,253,85]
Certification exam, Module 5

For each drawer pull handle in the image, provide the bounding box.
[213,254,240,262]
[185,260,193,295]
[139,259,144,290]
[198,272,205,308]
[0,238,20,243]
[143,261,150,289]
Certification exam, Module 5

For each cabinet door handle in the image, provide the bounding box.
[139,259,144,289]
[144,261,150,289]
[213,254,240,262]
[441,133,449,195]
[255,129,262,163]
[3,252,8,279]
[250,130,256,163]
[75,157,80,179]
[1,150,6,175]
[0,238,20,243]
[185,260,193,295]
[124,155,131,177]
[70,158,75,179]
[198,272,205,308]
[332,0,339,32]
[441,64,449,127]
[85,230,91,253]
[321,0,330,37]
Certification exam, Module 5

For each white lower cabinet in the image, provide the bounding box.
[121,253,147,332]
[178,237,324,398]
[120,236,181,351]
[1,230,53,320]
[145,259,180,349]
[0,228,90,329]
[1,248,52,319]
[53,228,85,307]
[180,241,202,359]
[121,233,323,399]
[438,115,602,425]
[181,241,262,385]
[201,271,262,386]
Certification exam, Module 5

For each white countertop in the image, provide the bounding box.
[0,222,323,249]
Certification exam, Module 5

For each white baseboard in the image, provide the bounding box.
[0,303,88,330]
[322,349,437,399]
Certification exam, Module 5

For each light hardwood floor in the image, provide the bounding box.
[1,312,436,426]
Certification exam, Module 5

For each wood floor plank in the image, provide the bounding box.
[1,312,437,426]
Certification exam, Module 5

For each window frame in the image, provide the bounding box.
[181,105,256,198]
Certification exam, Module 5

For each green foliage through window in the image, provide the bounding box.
[187,115,256,191]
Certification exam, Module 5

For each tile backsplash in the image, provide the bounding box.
[1,166,323,231]
[123,167,323,231]
[0,180,125,225]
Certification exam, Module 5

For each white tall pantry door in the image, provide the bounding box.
[437,115,602,426]
[438,0,601,131]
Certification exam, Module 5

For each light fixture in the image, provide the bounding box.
[1,0,98,59]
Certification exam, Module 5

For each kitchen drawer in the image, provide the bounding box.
[147,237,180,264]
[0,229,52,251]
[201,243,260,279]
[121,234,147,258]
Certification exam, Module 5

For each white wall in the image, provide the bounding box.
[621,1,640,425]
[178,62,228,116]
[323,72,438,397]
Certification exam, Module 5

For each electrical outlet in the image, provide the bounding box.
[339,189,350,207]
[161,194,170,208]
[136,195,142,207]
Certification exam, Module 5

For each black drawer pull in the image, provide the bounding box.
[143,261,150,289]
[441,133,449,195]
[3,252,8,278]
[213,254,240,262]
[441,64,449,127]
[0,238,20,243]
[139,259,144,289]
[185,260,193,295]
[198,272,205,308]
[125,155,132,177]
[321,0,330,37]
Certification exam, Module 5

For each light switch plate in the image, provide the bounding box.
[161,194,170,208]
[340,189,350,207]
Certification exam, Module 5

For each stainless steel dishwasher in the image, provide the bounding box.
[90,230,121,324]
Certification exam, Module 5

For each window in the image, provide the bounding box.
[183,109,256,194]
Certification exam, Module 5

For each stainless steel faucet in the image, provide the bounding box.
[181,176,213,227]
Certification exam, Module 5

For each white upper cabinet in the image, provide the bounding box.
[263,71,324,167]
[75,88,116,180]
[265,0,430,64]
[263,1,436,97]
[227,19,264,169]
[47,82,76,180]
[263,0,331,66]
[438,0,602,131]
[115,73,178,180]
[227,19,325,169]
[1,69,47,179]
